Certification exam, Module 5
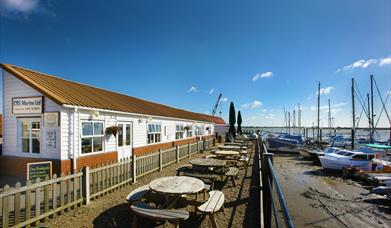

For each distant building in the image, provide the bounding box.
[201,114,228,136]
[0,64,214,176]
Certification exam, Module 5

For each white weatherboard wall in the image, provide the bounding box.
[2,71,61,159]
[3,69,214,162]
[60,108,213,160]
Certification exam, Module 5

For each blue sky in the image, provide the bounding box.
[0,0,390,127]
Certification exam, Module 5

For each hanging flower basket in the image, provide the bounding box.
[105,126,121,137]
[206,127,210,130]
[184,125,191,131]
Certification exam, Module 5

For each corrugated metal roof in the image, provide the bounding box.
[1,64,211,122]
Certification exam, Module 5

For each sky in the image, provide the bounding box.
[0,0,390,127]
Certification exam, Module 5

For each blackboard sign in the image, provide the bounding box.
[27,161,52,182]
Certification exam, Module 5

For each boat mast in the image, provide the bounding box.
[298,103,301,128]
[317,82,321,142]
[351,78,355,149]
[370,74,375,143]
[288,112,291,134]
[328,99,331,135]
[367,93,371,141]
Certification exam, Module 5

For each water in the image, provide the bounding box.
[243,126,390,142]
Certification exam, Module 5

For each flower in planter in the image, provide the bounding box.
[105,126,121,137]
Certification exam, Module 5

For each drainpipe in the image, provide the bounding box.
[73,107,78,173]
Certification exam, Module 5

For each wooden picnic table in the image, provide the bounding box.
[149,176,204,195]
[215,150,240,156]
[149,176,205,208]
[218,145,242,151]
[190,158,227,168]
[224,142,241,146]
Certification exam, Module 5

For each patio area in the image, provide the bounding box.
[43,142,260,228]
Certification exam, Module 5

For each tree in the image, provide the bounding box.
[228,102,236,140]
[237,111,242,135]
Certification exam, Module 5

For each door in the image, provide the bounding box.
[117,122,132,159]
[18,118,41,154]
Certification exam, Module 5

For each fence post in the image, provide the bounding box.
[176,145,180,163]
[188,142,191,157]
[159,149,163,171]
[203,139,206,150]
[132,154,137,184]
[82,167,90,205]
[196,139,199,152]
[262,150,274,228]
[213,137,216,146]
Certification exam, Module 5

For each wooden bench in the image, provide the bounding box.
[224,167,239,187]
[198,191,225,228]
[239,156,250,167]
[205,154,217,159]
[175,164,193,176]
[130,202,189,228]
[183,171,220,190]
[126,185,150,203]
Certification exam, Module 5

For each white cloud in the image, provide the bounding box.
[242,100,263,109]
[334,102,347,108]
[317,86,334,95]
[220,97,228,103]
[0,0,38,13]
[252,71,273,81]
[338,56,391,71]
[379,57,391,66]
[209,88,214,94]
[311,102,346,111]
[262,109,267,112]
[264,114,275,120]
[188,86,197,93]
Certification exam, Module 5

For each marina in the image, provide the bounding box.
[0,1,390,228]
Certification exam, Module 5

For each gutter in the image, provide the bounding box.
[62,104,213,124]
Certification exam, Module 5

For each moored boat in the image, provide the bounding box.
[319,149,375,171]
[266,133,303,153]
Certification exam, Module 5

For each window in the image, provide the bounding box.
[81,121,104,154]
[195,126,204,136]
[118,124,124,147]
[126,124,131,146]
[351,154,368,160]
[147,123,161,144]
[19,118,41,154]
[118,123,131,147]
[187,126,193,138]
[175,124,184,140]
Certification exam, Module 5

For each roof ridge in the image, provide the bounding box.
[1,63,209,121]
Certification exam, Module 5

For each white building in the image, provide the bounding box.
[0,64,214,176]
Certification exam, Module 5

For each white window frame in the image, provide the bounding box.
[175,124,185,140]
[18,117,41,154]
[186,126,193,138]
[147,123,162,144]
[195,125,204,136]
[117,122,132,148]
[81,120,105,154]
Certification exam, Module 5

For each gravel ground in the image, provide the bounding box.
[44,142,259,228]
[274,154,391,228]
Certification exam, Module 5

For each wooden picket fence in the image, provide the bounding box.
[0,138,214,227]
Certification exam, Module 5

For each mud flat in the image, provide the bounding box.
[274,154,390,228]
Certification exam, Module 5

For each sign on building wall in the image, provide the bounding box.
[43,112,59,151]
[12,96,43,114]
[44,112,59,127]
[27,161,52,182]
